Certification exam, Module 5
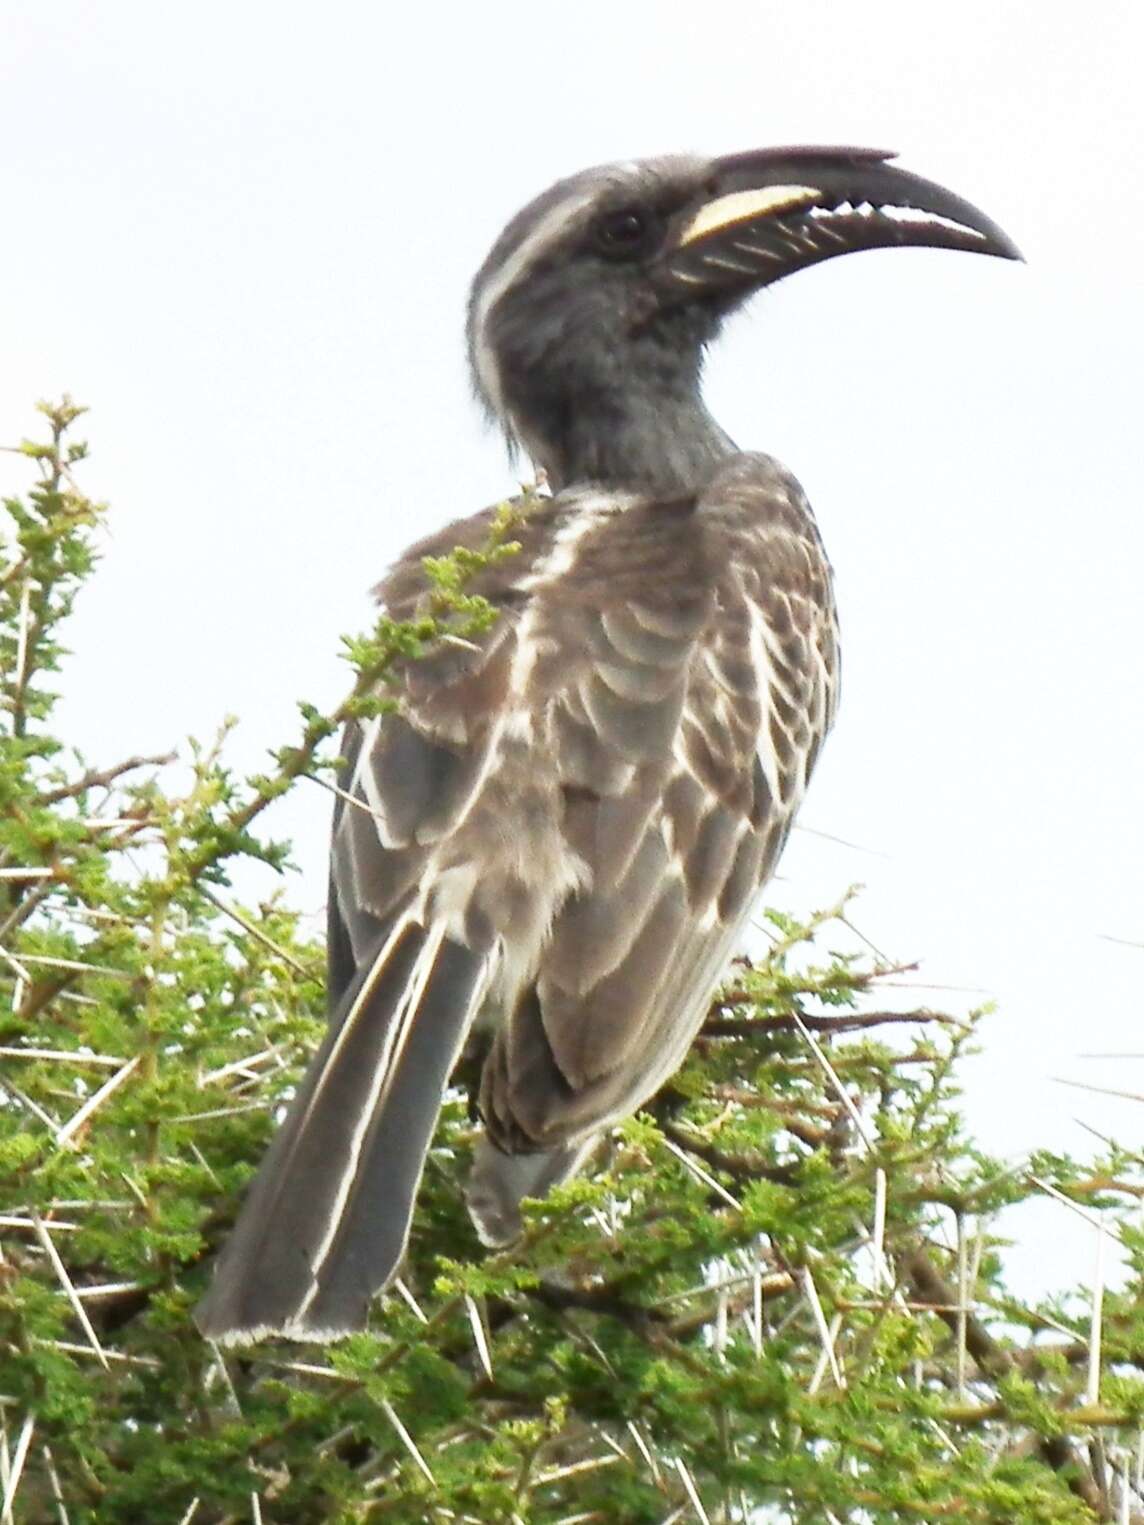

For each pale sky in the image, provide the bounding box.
[3,1,1141,1298]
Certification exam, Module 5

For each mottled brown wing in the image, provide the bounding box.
[327,458,837,1241]
[477,454,839,1156]
[327,496,567,997]
[197,499,579,1340]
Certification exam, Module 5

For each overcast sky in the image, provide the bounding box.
[3,2,1141,1298]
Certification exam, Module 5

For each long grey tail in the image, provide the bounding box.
[194,916,488,1345]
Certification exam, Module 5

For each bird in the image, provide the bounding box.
[195,146,1019,1344]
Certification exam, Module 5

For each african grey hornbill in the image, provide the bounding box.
[195,147,1018,1343]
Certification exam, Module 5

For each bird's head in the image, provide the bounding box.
[467,147,1019,493]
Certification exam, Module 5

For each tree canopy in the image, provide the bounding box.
[1,403,1141,1523]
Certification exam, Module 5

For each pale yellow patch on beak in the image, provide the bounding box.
[676,185,822,246]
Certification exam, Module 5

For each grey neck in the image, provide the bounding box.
[513,389,736,497]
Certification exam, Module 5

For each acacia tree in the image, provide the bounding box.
[1,403,1142,1524]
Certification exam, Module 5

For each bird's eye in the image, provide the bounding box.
[593,208,652,258]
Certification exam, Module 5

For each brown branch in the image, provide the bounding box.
[0,551,31,591]
[903,1249,1106,1516]
[904,1250,1009,1379]
[703,1008,953,1038]
[0,877,60,946]
[1067,1174,1144,1200]
[525,1277,668,1333]
[712,1087,841,1123]
[715,959,922,1003]
[666,1271,796,1339]
[704,1089,837,1147]
[660,1121,800,1186]
[37,752,175,806]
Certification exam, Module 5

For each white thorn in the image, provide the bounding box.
[464,1294,493,1382]
[752,1244,764,1358]
[791,1012,874,1154]
[1087,1220,1106,1409]
[956,1213,968,1402]
[381,1398,436,1487]
[801,1267,844,1391]
[0,1412,35,1525]
[672,1457,711,1524]
[660,1137,740,1211]
[872,1167,888,1290]
[31,1214,108,1370]
[393,1278,429,1324]
[626,1420,659,1482]
[56,1055,141,1147]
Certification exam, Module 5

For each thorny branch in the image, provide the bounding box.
[35,752,175,806]
[3,405,1141,1524]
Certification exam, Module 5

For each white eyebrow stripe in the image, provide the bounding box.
[470,188,598,422]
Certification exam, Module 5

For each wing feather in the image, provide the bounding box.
[479,454,839,1161]
[328,460,837,1246]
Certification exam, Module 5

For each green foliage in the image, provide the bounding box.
[1,405,1142,1522]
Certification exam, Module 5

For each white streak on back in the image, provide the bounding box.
[350,715,404,850]
[504,492,631,724]
[745,594,783,801]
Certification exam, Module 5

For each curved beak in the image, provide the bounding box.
[662,146,1021,297]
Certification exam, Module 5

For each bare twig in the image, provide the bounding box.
[37,753,175,806]
[0,879,59,947]
[1053,1076,1144,1105]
